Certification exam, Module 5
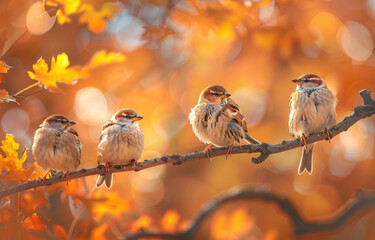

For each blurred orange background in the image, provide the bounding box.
[0,0,375,239]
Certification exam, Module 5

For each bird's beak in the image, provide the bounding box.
[292,79,303,85]
[221,92,231,99]
[68,120,76,126]
[132,115,143,121]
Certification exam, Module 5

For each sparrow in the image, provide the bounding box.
[289,73,337,175]
[96,108,144,189]
[32,115,82,182]
[189,85,259,159]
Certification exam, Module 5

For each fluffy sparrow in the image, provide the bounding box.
[32,115,82,181]
[96,108,144,189]
[189,85,259,158]
[289,73,337,174]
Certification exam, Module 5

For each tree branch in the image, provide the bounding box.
[125,188,375,239]
[0,89,373,199]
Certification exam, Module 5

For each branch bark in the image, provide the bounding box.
[125,188,375,239]
[0,89,373,199]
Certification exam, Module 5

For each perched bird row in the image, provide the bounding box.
[31,73,337,189]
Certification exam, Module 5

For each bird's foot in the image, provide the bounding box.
[204,144,213,161]
[62,171,71,185]
[226,144,233,160]
[324,128,332,143]
[300,133,308,146]
[38,169,52,184]
[130,159,137,168]
[104,162,111,173]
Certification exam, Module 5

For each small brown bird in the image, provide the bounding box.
[96,108,144,189]
[289,73,337,174]
[32,115,82,181]
[189,85,259,159]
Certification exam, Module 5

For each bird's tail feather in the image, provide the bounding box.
[298,144,314,175]
[96,173,113,189]
[244,133,260,144]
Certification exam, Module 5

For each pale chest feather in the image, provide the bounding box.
[189,103,220,144]
[289,87,337,135]
[97,124,144,164]
[32,127,81,172]
[189,103,245,146]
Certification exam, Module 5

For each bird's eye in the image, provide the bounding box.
[212,92,220,96]
[125,115,132,119]
[305,79,311,82]
[232,118,239,124]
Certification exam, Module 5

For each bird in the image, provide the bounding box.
[32,115,82,182]
[96,108,144,189]
[225,98,249,134]
[189,84,260,159]
[288,73,337,175]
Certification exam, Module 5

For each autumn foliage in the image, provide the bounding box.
[0,0,375,239]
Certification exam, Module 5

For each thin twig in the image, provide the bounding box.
[12,82,40,97]
[0,89,373,199]
[125,188,375,239]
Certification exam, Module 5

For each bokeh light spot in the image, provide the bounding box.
[74,87,108,126]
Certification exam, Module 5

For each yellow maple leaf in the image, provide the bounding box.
[27,51,124,91]
[86,50,125,69]
[79,2,121,34]
[28,53,84,91]
[46,0,81,24]
[0,134,27,172]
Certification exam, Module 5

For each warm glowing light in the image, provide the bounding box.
[26,2,56,35]
[1,108,30,138]
[74,87,108,125]
[338,21,374,63]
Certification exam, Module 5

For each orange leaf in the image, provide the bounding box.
[0,61,11,74]
[79,2,121,34]
[22,213,47,231]
[131,215,153,232]
[91,222,111,240]
[46,0,81,24]
[210,209,255,239]
[53,224,68,239]
[27,53,84,91]
[263,228,278,240]
[161,209,180,232]
[91,191,132,221]
[0,89,17,104]
[0,61,11,84]
[85,50,125,70]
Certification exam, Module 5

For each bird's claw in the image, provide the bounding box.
[324,128,332,143]
[300,133,308,146]
[38,169,52,184]
[62,171,71,185]
[104,162,111,173]
[226,145,233,160]
[130,159,137,168]
[204,144,213,161]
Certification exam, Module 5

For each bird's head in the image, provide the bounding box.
[42,115,76,130]
[198,85,231,104]
[112,108,143,125]
[292,73,326,89]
